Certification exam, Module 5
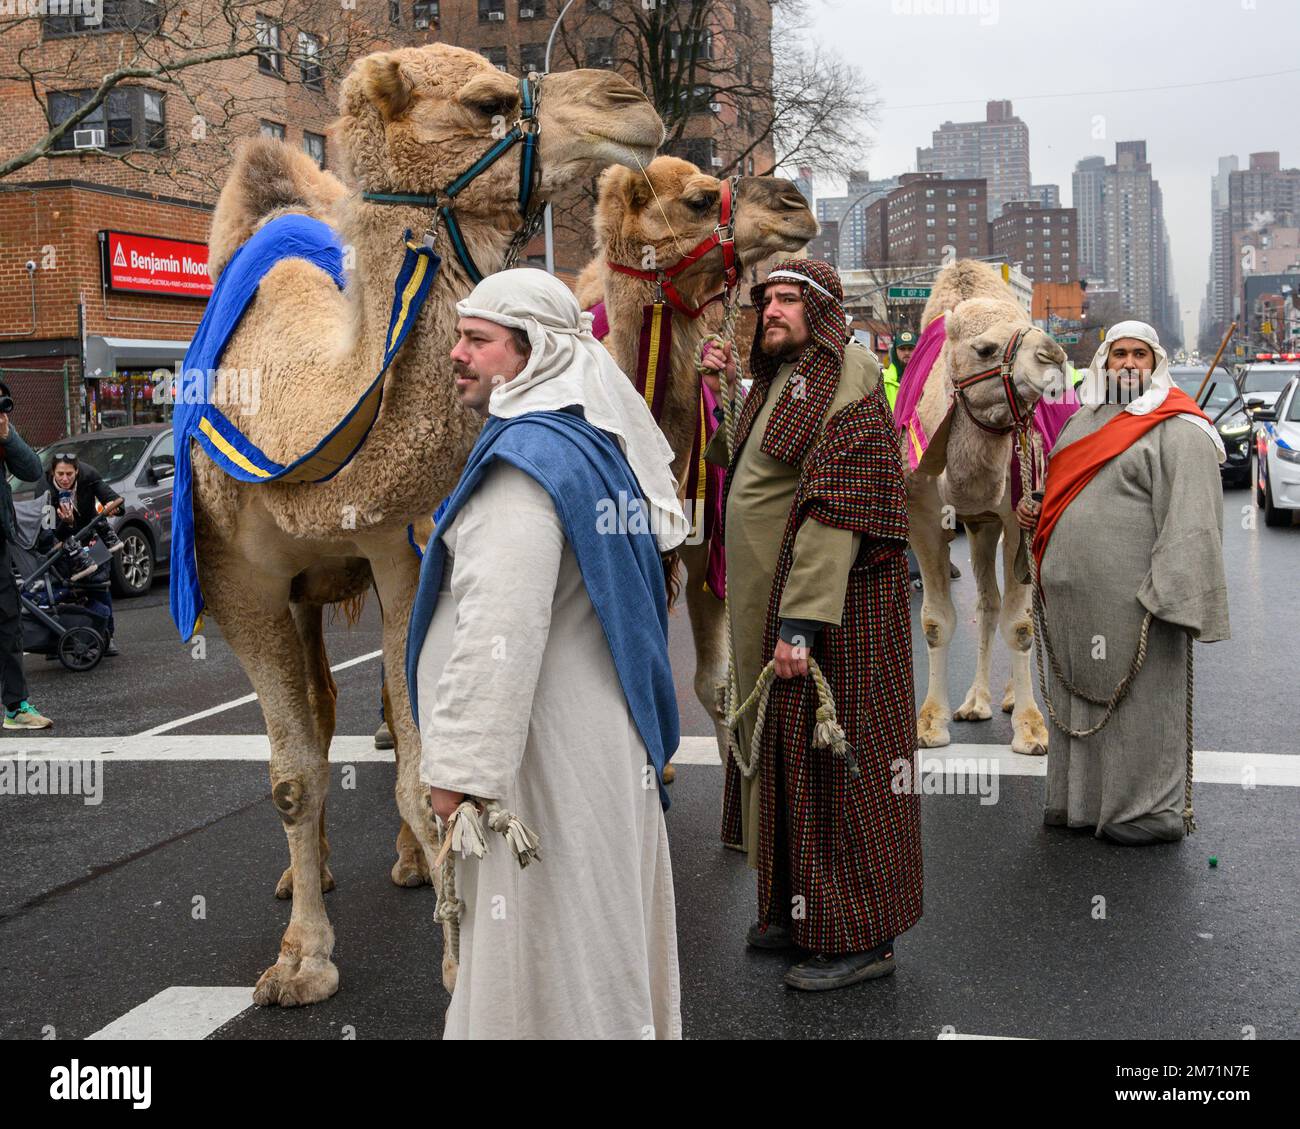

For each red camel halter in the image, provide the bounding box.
[952,328,1030,436]
[607,176,739,320]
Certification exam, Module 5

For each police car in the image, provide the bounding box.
[1252,369,1300,527]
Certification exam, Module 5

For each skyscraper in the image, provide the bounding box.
[1203,155,1239,348]
[815,170,899,269]
[1072,155,1108,282]
[916,100,1031,221]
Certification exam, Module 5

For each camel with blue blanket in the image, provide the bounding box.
[172,43,664,1007]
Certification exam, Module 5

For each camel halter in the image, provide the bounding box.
[952,328,1030,436]
[607,175,739,320]
[361,73,543,284]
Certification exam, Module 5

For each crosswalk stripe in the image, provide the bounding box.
[0,735,1296,787]
[86,986,252,1040]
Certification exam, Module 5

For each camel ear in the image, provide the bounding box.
[359,54,415,122]
[944,308,964,342]
[604,165,653,213]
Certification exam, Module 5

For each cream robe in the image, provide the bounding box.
[416,462,681,1040]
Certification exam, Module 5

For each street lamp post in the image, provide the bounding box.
[541,0,577,275]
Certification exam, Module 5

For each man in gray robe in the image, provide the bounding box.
[1017,321,1230,845]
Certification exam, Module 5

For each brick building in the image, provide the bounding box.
[990,200,1078,284]
[863,173,989,269]
[916,100,1030,222]
[1,1,777,441]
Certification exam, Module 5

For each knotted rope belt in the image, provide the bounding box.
[1017,428,1197,834]
[432,799,541,964]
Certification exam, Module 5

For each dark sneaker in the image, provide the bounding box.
[784,941,895,991]
[746,922,794,950]
[4,701,53,729]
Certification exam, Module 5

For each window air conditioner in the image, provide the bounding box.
[708,102,722,113]
[415,16,429,28]
[489,9,504,19]
[600,56,614,66]
[521,7,534,16]
[710,156,723,167]
[74,129,106,149]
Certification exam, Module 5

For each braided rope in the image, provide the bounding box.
[1019,426,1197,833]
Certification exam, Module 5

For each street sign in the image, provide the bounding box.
[887,285,932,301]
[1056,332,1081,344]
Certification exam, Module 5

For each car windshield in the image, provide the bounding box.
[1241,366,1300,394]
[1172,371,1238,413]
[1289,384,1300,422]
[33,436,149,484]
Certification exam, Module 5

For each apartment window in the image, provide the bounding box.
[303,131,326,168]
[520,42,546,73]
[1026,241,1034,249]
[1043,241,1052,249]
[968,203,978,213]
[946,188,955,197]
[518,1,546,17]
[256,15,283,76]
[587,0,614,10]
[947,203,957,212]
[481,46,508,71]
[587,37,614,66]
[925,189,935,198]
[926,218,936,227]
[298,32,323,90]
[49,87,166,152]
[925,204,935,213]
[45,0,160,35]
[413,0,439,28]
[390,0,401,25]
[479,0,506,21]
[968,188,978,197]
[260,120,286,141]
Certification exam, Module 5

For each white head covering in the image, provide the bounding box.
[457,269,689,551]
[1079,319,1225,461]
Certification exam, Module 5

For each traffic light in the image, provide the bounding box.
[1000,263,1010,283]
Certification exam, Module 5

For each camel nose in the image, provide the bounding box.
[777,192,808,211]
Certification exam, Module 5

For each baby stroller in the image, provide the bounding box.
[9,496,123,672]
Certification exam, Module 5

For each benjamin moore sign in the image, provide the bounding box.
[100,230,212,299]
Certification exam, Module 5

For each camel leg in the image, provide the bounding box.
[202,563,339,1008]
[953,521,1001,722]
[910,475,956,748]
[679,537,728,765]
[382,680,432,888]
[365,542,454,991]
[1000,522,1048,756]
[274,602,337,899]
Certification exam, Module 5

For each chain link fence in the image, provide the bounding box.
[0,364,77,449]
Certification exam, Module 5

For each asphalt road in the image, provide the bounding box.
[1,481,1296,1040]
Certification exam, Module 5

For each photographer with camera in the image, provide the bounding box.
[0,382,53,729]
[44,452,125,657]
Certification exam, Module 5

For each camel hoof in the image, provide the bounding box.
[1001,695,1015,714]
[662,763,677,785]
[275,865,335,899]
[391,854,430,888]
[253,957,339,1008]
[953,696,992,722]
[916,721,951,748]
[1011,709,1049,756]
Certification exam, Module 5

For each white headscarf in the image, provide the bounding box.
[1078,319,1224,461]
[457,269,689,551]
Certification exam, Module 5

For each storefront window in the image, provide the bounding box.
[91,369,172,429]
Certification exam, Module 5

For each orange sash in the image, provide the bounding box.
[1032,387,1210,571]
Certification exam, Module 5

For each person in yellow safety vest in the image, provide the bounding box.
[881,329,918,411]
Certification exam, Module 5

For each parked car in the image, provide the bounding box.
[1234,355,1300,414]
[1251,373,1300,527]
[1170,365,1252,487]
[7,425,174,597]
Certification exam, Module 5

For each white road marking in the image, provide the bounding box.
[937,1031,1028,1040]
[1,735,1296,788]
[134,649,383,737]
[86,986,252,1040]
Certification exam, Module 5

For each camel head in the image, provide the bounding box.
[336,44,664,219]
[595,156,817,305]
[945,298,1068,431]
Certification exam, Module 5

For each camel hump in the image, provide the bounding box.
[208,136,347,282]
[921,259,1011,329]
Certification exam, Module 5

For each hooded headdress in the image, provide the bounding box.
[457,268,688,550]
[1079,320,1224,460]
[732,259,848,467]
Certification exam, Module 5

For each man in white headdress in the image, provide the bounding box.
[405,268,688,1038]
[1016,321,1230,845]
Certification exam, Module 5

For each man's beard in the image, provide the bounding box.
[1105,368,1151,404]
[761,324,802,361]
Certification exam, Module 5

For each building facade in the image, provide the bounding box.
[815,170,899,271]
[863,173,989,269]
[917,100,1030,221]
[1071,155,1107,282]
[990,201,1078,285]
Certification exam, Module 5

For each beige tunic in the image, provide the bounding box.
[416,462,681,1039]
[1039,406,1230,839]
[707,342,878,862]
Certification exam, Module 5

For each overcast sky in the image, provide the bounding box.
[801,0,1300,345]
